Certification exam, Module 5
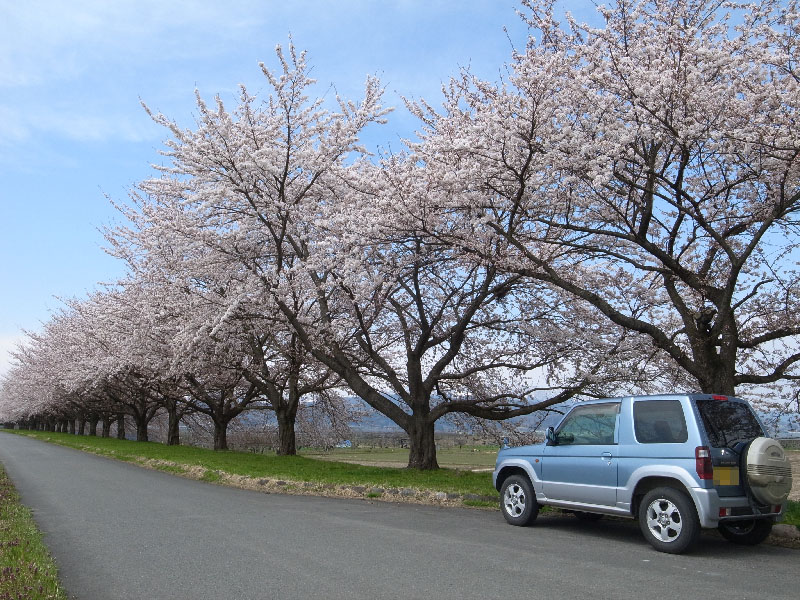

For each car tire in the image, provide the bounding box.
[500,474,539,526]
[718,519,773,545]
[639,487,700,554]
[572,511,604,522]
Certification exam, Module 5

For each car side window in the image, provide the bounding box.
[633,400,688,443]
[556,403,619,445]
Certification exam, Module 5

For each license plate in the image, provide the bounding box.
[713,466,739,486]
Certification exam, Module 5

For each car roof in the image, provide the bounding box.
[583,393,746,404]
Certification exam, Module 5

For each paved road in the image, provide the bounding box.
[1,433,798,600]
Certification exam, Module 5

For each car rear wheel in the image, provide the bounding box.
[639,487,700,554]
[718,519,773,545]
[500,474,539,526]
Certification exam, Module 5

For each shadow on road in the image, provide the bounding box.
[527,513,792,556]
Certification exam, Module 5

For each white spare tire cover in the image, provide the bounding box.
[745,437,793,505]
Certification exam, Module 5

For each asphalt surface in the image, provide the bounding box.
[1,433,798,600]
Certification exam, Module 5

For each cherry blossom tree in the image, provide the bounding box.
[53,290,160,441]
[111,36,656,469]
[0,298,124,434]
[106,41,387,454]
[406,0,800,403]
[109,197,344,454]
[0,337,63,429]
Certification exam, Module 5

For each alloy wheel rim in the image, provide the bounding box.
[504,483,526,517]
[645,498,683,542]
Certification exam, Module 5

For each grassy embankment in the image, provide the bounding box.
[3,430,497,498]
[0,464,67,600]
[784,495,800,526]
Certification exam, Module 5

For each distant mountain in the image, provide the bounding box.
[343,396,572,433]
[308,395,800,437]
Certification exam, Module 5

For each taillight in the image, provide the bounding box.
[720,507,732,517]
[712,395,728,401]
[696,446,713,480]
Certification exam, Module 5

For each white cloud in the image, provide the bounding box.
[0,0,291,147]
[0,105,31,142]
[0,103,157,145]
[0,0,266,88]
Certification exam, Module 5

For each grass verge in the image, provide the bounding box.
[782,499,800,528]
[303,445,498,469]
[4,430,496,497]
[0,464,67,600]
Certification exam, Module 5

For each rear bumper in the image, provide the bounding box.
[691,488,783,528]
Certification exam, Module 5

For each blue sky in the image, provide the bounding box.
[0,0,600,375]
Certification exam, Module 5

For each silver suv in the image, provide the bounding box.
[493,394,793,553]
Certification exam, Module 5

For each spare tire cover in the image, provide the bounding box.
[745,437,793,505]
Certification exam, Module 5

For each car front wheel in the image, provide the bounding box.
[639,487,700,554]
[500,474,539,526]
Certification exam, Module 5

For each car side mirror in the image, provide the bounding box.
[546,426,557,445]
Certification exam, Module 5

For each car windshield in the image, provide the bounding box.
[695,399,764,449]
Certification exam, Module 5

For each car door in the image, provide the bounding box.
[541,402,620,507]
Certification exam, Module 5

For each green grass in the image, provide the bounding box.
[0,464,67,600]
[4,430,496,497]
[154,464,187,475]
[781,500,800,528]
[303,445,499,468]
[199,470,222,483]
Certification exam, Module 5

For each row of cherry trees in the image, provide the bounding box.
[2,0,799,467]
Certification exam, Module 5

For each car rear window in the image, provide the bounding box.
[695,399,764,448]
[633,400,688,443]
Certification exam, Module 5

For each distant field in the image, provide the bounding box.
[301,445,499,470]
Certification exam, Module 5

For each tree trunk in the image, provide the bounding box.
[406,417,438,470]
[88,416,99,437]
[166,409,181,446]
[697,362,736,396]
[684,309,738,396]
[691,352,736,396]
[136,419,148,442]
[101,415,111,438]
[276,411,297,456]
[116,414,126,439]
[78,419,87,435]
[68,419,76,435]
[213,420,228,451]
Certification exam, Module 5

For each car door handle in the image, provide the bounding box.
[601,452,613,460]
